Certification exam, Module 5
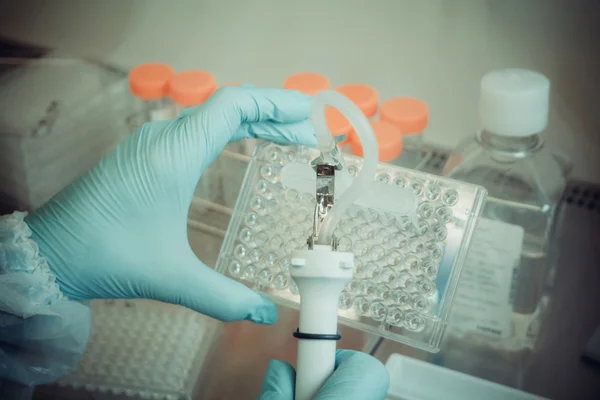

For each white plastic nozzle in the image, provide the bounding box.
[479,68,550,137]
[291,246,354,400]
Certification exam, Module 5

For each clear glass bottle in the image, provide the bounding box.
[379,97,431,170]
[443,69,565,353]
[127,63,176,129]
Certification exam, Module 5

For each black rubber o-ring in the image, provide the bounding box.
[293,328,342,341]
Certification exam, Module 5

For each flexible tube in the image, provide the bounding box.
[311,91,378,245]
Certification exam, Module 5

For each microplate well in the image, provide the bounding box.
[215,141,486,352]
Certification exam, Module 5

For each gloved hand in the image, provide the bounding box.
[26,86,316,324]
[259,349,390,399]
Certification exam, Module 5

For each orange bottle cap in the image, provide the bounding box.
[169,70,217,106]
[129,63,174,100]
[284,72,330,95]
[380,97,429,134]
[325,107,353,145]
[336,84,379,118]
[351,120,403,162]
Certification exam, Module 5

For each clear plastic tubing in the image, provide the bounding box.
[335,83,379,153]
[351,120,403,163]
[311,90,378,245]
[335,83,379,119]
[128,62,175,121]
[326,107,353,148]
[168,70,217,116]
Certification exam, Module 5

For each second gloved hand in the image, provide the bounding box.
[26,86,316,324]
[259,349,390,399]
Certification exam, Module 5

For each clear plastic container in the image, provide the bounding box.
[169,70,220,209]
[42,299,220,400]
[127,62,175,129]
[384,353,548,400]
[351,120,403,164]
[0,54,134,213]
[380,97,431,170]
[215,140,486,352]
[443,69,566,354]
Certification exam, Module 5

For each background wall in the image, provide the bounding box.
[1,0,598,181]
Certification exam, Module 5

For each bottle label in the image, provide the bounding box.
[449,218,524,339]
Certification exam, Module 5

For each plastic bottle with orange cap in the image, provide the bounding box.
[379,97,432,169]
[283,73,434,170]
[283,75,376,154]
[128,62,176,129]
[169,70,217,117]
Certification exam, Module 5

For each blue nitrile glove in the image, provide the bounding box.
[259,349,390,399]
[26,86,316,324]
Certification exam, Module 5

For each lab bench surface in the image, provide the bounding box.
[187,180,600,400]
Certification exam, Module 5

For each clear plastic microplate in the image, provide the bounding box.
[215,142,486,352]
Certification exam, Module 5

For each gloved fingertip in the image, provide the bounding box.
[285,88,314,101]
[303,131,318,148]
[260,359,295,399]
[296,121,318,148]
[247,297,278,325]
[266,358,291,373]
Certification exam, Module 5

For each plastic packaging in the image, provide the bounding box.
[128,62,175,128]
[169,70,220,209]
[443,69,565,354]
[0,54,134,213]
[215,94,487,351]
[43,299,220,400]
[380,97,431,169]
[384,353,548,400]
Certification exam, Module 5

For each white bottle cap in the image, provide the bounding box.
[479,68,550,137]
